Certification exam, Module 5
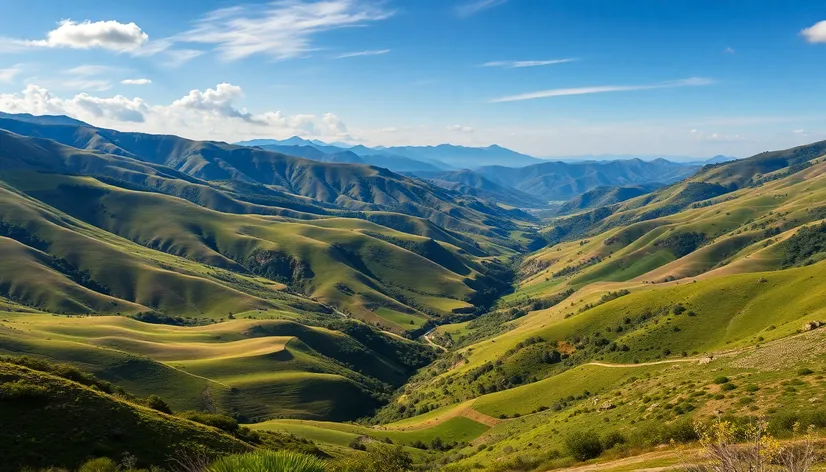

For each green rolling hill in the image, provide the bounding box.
[6,114,826,471]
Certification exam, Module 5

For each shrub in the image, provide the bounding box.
[564,430,603,461]
[348,437,366,451]
[798,368,814,376]
[179,411,238,433]
[602,431,627,449]
[713,376,730,384]
[721,383,737,391]
[78,458,118,472]
[145,395,173,414]
[207,450,326,472]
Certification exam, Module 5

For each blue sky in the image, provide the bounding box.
[0,0,824,158]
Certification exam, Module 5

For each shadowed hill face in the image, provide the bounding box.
[0,127,524,330]
[0,360,249,471]
[474,158,699,201]
[541,139,826,246]
[0,119,534,244]
[556,183,662,215]
[412,169,547,208]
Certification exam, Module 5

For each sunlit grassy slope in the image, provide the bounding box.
[335,141,826,469]
[0,313,435,421]
[0,122,527,331]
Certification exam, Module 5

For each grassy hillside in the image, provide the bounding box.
[0,313,437,421]
[475,158,698,201]
[0,120,536,245]
[318,140,826,469]
[0,359,249,471]
[0,124,526,330]
[412,169,547,208]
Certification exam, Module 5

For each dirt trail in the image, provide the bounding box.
[422,328,447,352]
[585,358,699,368]
[548,450,688,472]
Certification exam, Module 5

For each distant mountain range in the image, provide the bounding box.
[547,154,739,165]
[236,137,542,170]
[235,138,716,208]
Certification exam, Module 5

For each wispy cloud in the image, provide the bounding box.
[456,0,508,17]
[0,65,23,83]
[802,20,826,43]
[491,77,714,103]
[482,58,577,68]
[66,65,123,76]
[174,0,394,61]
[725,47,735,54]
[447,124,474,132]
[121,78,152,85]
[335,49,391,59]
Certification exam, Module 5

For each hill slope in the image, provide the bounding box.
[0,118,534,244]
[475,158,699,201]
[412,169,547,208]
[0,359,249,471]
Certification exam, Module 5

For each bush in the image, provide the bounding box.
[348,437,366,451]
[179,411,238,433]
[713,376,730,384]
[721,383,737,391]
[798,368,814,376]
[564,430,603,461]
[208,450,326,472]
[602,431,627,449]
[145,395,173,414]
[78,458,118,472]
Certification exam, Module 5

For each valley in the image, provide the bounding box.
[2,113,826,471]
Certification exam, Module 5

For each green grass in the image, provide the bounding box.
[472,364,663,417]
[252,416,489,447]
[0,361,248,472]
[0,171,504,330]
[0,314,429,421]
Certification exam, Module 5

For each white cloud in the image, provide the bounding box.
[173,1,393,61]
[491,77,714,103]
[335,49,391,59]
[323,112,349,135]
[802,21,826,43]
[482,59,576,68]
[456,0,508,17]
[0,82,351,142]
[121,78,152,85]
[171,83,253,121]
[447,124,474,133]
[725,47,735,54]
[0,84,147,122]
[18,20,148,52]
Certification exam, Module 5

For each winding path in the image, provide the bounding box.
[422,328,447,352]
